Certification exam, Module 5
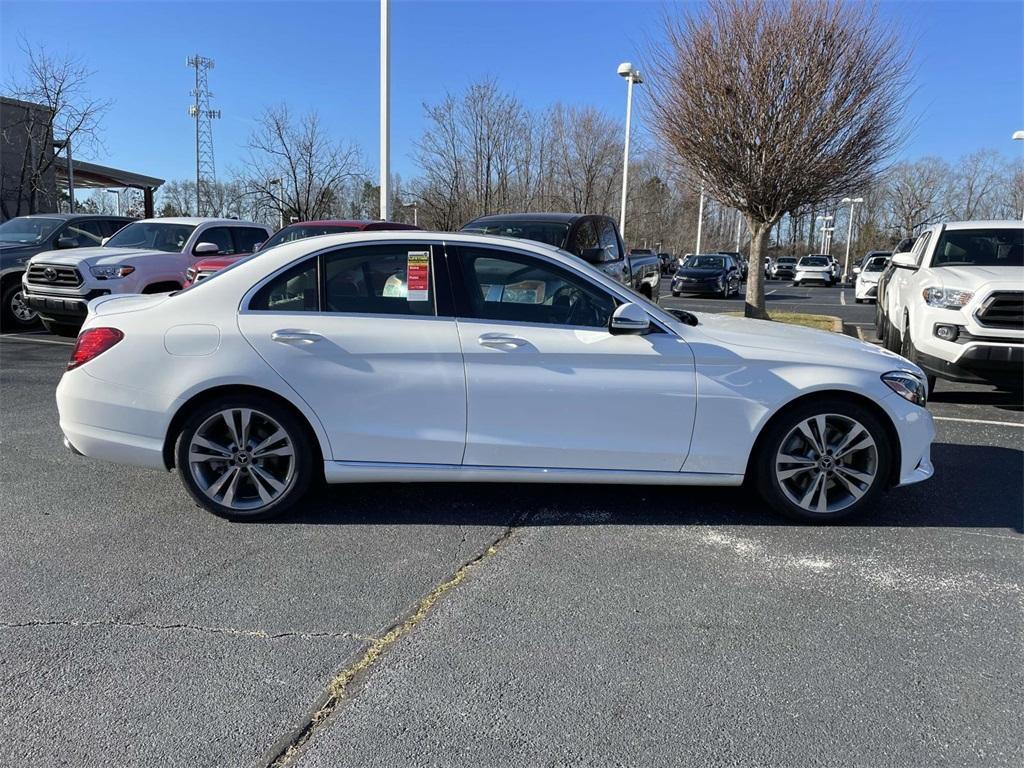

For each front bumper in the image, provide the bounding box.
[881,391,935,487]
[794,270,832,284]
[855,281,879,299]
[916,345,1024,386]
[672,276,724,294]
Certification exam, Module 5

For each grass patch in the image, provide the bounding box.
[725,311,837,332]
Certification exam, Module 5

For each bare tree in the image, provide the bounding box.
[647,0,909,318]
[548,104,621,215]
[242,104,365,222]
[158,179,197,216]
[948,149,1003,220]
[1,40,111,218]
[887,157,950,237]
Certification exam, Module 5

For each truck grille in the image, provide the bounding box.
[976,291,1024,330]
[27,263,83,287]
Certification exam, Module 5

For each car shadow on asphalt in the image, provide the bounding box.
[930,388,1023,413]
[278,443,1022,532]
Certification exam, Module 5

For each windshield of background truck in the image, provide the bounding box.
[105,222,196,252]
[0,217,62,244]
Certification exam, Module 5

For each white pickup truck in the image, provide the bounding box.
[22,217,270,336]
[881,220,1023,391]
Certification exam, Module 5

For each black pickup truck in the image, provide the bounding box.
[461,213,661,302]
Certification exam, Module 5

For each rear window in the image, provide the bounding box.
[931,228,1023,268]
[460,220,569,249]
[800,257,829,267]
[261,224,361,250]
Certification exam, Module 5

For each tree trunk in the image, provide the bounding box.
[744,221,771,319]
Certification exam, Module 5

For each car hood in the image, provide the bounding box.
[774,262,796,268]
[195,254,246,271]
[690,311,910,373]
[0,242,39,265]
[929,264,1024,289]
[29,246,167,267]
[858,271,883,283]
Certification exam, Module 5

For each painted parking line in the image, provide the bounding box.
[840,290,847,306]
[933,415,1024,428]
[0,334,74,346]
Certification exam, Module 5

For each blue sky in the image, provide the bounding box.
[1,0,1021,186]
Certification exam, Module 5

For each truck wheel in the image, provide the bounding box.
[874,303,885,340]
[0,281,38,332]
[671,290,680,298]
[41,318,80,338]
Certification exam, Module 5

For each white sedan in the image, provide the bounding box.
[57,231,934,523]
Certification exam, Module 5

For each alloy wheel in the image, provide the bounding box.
[10,290,36,323]
[187,408,296,511]
[774,413,878,515]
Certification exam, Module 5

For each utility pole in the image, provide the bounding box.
[379,0,391,221]
[695,183,706,254]
[187,55,220,216]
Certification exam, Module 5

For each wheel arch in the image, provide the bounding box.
[162,384,325,477]
[143,280,183,294]
[744,389,902,488]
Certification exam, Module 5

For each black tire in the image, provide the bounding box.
[874,302,885,340]
[174,393,315,522]
[926,374,937,395]
[671,290,680,298]
[753,397,892,523]
[41,318,80,337]
[0,280,39,332]
[884,317,900,352]
[792,281,800,287]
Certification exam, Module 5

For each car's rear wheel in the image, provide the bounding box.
[175,395,313,521]
[1,281,38,332]
[755,398,891,522]
[40,318,80,337]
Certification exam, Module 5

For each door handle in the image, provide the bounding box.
[271,329,323,345]
[477,333,528,349]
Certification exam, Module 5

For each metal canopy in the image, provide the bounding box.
[53,157,164,191]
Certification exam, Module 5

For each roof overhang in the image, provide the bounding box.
[54,157,164,190]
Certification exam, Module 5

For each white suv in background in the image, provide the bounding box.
[882,220,1023,391]
[23,217,271,336]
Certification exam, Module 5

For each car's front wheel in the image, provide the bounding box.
[175,394,314,521]
[754,398,892,522]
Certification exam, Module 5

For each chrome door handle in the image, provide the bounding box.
[477,333,528,349]
[271,329,323,344]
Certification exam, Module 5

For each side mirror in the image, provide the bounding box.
[101,237,111,246]
[891,252,917,270]
[579,247,604,264]
[55,236,78,249]
[193,242,219,255]
[609,302,650,335]
[252,242,263,252]
[853,266,861,274]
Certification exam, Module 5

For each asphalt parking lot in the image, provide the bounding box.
[1,283,1021,767]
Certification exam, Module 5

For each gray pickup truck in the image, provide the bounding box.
[461,212,661,302]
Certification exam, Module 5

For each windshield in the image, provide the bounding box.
[681,255,725,269]
[261,224,361,250]
[799,256,829,267]
[864,256,888,272]
[931,228,1023,268]
[461,221,569,248]
[0,217,62,244]
[105,221,196,252]
[777,257,796,264]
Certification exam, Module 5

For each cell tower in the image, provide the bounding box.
[187,55,220,216]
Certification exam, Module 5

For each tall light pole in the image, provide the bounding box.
[268,178,283,230]
[695,183,706,253]
[815,214,833,252]
[107,189,121,216]
[379,0,391,221]
[1014,131,1024,220]
[840,196,864,282]
[734,210,743,251]
[617,62,642,241]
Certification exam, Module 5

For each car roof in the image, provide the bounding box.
[462,212,592,226]
[10,213,131,222]
[936,220,1024,231]
[291,219,417,228]
[134,217,266,226]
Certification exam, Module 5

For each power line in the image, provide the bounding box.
[187,55,220,216]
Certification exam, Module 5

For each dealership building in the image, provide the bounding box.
[1,96,163,221]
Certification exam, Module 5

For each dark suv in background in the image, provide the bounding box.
[460,212,660,301]
[0,213,132,331]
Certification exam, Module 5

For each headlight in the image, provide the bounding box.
[90,265,135,280]
[882,371,928,406]
[922,286,972,309]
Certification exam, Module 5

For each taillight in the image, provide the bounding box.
[67,327,124,371]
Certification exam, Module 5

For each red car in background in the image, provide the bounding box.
[184,219,420,286]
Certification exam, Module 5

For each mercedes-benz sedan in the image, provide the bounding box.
[56,232,934,523]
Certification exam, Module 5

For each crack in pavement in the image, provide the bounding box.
[259,517,525,768]
[0,618,374,642]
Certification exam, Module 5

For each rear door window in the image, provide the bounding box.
[197,227,236,255]
[249,258,319,312]
[322,244,437,316]
[232,227,269,254]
